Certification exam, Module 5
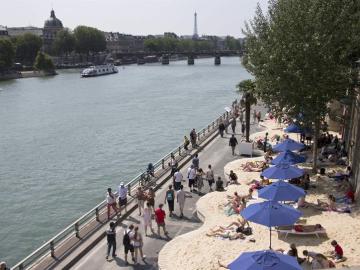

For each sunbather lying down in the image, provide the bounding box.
[277,224,324,232]
[240,161,267,172]
[206,227,245,240]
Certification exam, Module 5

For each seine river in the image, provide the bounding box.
[0,57,251,265]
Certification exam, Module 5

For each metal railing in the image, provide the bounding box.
[11,103,235,270]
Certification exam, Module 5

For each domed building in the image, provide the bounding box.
[43,9,63,54]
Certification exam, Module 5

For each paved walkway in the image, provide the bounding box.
[72,113,265,270]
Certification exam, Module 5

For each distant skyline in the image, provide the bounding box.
[1,0,268,37]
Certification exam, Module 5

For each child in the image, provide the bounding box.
[330,240,343,261]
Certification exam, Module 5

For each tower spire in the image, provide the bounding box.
[193,11,199,40]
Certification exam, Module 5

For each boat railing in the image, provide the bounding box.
[11,101,235,270]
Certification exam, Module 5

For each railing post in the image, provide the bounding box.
[75,222,80,238]
[178,146,181,155]
[127,184,131,196]
[208,125,210,132]
[95,207,100,222]
[50,241,55,258]
[162,159,165,169]
[212,122,215,129]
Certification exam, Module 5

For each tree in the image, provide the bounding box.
[237,79,257,142]
[0,39,15,71]
[243,0,360,170]
[144,38,163,52]
[73,26,106,54]
[225,36,241,50]
[34,51,55,73]
[14,33,42,65]
[52,28,75,55]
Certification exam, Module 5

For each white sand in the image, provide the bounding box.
[158,119,360,270]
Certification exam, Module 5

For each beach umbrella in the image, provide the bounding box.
[228,250,302,270]
[272,139,305,152]
[240,201,302,248]
[271,150,306,165]
[258,180,306,201]
[284,123,302,133]
[261,163,304,180]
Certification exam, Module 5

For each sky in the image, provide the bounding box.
[1,0,269,37]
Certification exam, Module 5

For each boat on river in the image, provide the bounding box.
[81,64,118,77]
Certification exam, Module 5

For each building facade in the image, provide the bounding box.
[105,32,146,53]
[6,26,43,37]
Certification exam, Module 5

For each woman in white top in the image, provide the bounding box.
[132,226,145,263]
[143,202,154,236]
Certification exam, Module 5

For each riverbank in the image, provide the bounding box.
[0,70,57,81]
[158,118,360,270]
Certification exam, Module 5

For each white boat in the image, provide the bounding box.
[81,64,118,77]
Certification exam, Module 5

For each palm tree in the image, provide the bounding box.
[236,79,257,142]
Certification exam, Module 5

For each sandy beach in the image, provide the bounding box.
[158,119,360,270]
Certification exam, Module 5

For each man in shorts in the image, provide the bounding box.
[123,224,135,265]
[118,182,128,216]
[155,204,168,237]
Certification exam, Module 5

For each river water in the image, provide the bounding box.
[0,57,251,265]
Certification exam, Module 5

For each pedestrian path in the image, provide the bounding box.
[72,117,265,270]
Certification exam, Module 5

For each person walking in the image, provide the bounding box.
[263,132,269,153]
[123,224,135,265]
[135,186,145,216]
[192,153,199,170]
[206,164,215,191]
[218,120,225,137]
[241,122,246,137]
[143,202,154,236]
[146,187,155,211]
[155,204,168,237]
[164,185,175,217]
[224,117,230,134]
[177,185,186,218]
[257,111,262,123]
[106,188,118,220]
[196,168,204,194]
[253,109,257,124]
[230,118,236,134]
[132,226,146,263]
[118,182,128,216]
[229,134,238,156]
[190,128,197,148]
[173,168,183,191]
[187,164,197,192]
[105,222,117,260]
[239,110,244,124]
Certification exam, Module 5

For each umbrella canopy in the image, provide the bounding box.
[273,139,305,152]
[258,180,306,201]
[228,250,302,270]
[240,201,302,227]
[271,150,306,165]
[284,123,302,133]
[261,163,304,180]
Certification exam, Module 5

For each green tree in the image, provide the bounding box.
[73,26,106,54]
[14,33,42,65]
[52,28,75,55]
[225,36,241,50]
[0,39,15,71]
[177,39,194,52]
[237,79,257,142]
[243,0,360,170]
[34,51,55,73]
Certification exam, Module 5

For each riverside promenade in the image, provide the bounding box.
[67,111,266,270]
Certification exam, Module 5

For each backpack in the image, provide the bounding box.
[123,231,130,246]
[166,190,174,201]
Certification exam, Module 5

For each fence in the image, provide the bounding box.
[11,104,234,270]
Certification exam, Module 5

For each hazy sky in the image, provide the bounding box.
[1,0,268,37]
